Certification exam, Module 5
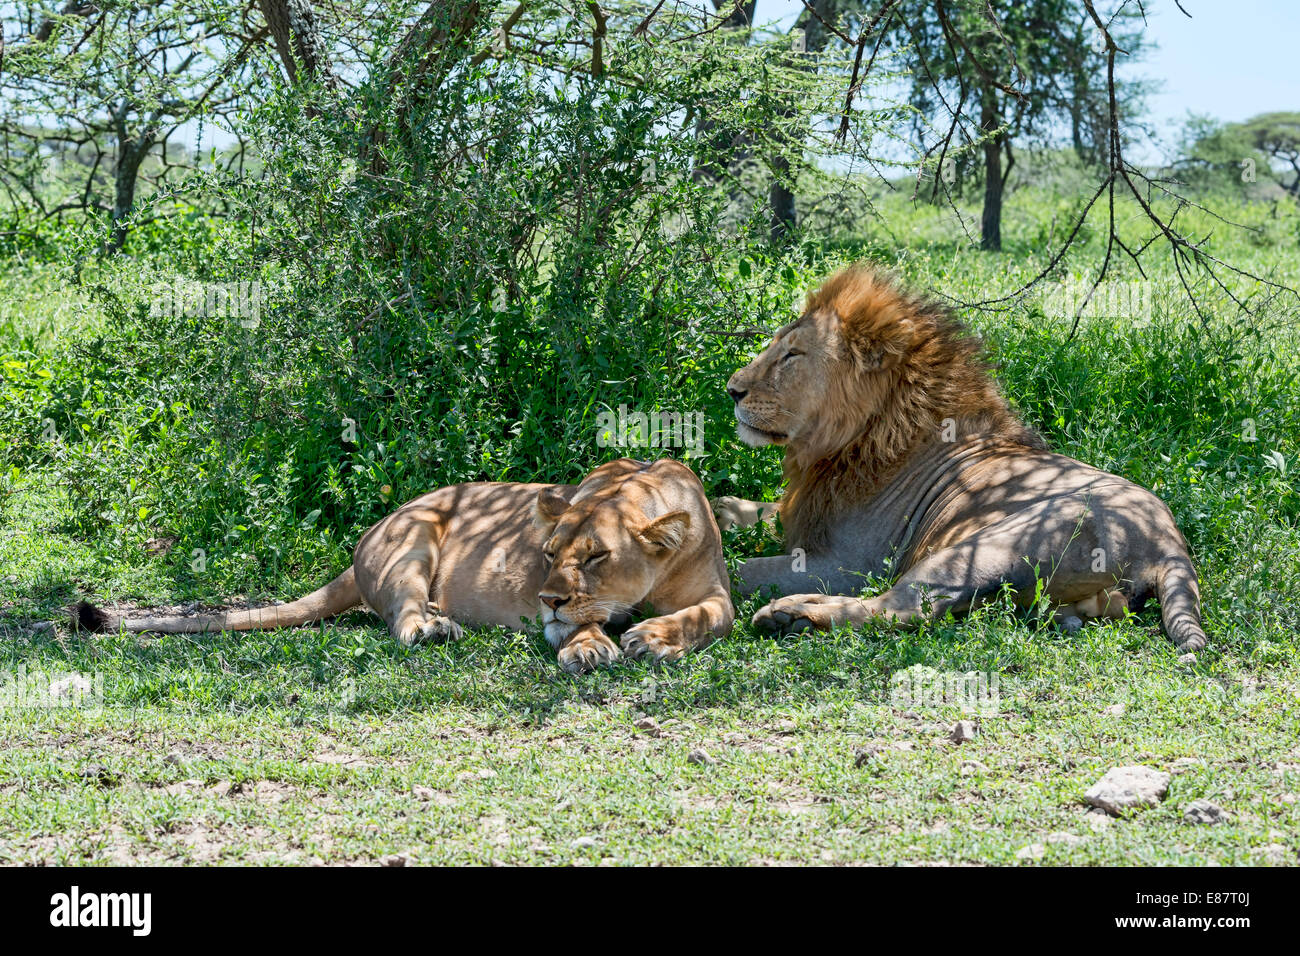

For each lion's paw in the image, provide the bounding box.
[752,594,862,634]
[619,617,686,664]
[557,625,621,675]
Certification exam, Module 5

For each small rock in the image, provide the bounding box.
[1016,832,1082,860]
[1084,807,1114,829]
[1102,703,1126,717]
[1084,766,1170,816]
[959,760,988,776]
[412,785,436,801]
[32,621,53,634]
[570,836,597,849]
[380,853,409,867]
[1258,843,1292,865]
[1170,757,1206,773]
[49,675,91,701]
[687,747,716,766]
[1177,652,1198,664]
[633,717,661,736]
[1183,799,1229,825]
[163,752,184,766]
[948,720,977,744]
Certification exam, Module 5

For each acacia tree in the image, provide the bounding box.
[882,0,1148,251]
[1240,112,1300,198]
[0,0,267,252]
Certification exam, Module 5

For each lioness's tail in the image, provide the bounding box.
[72,567,361,635]
[1154,554,1207,653]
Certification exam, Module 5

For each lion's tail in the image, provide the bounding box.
[1154,553,1207,653]
[72,566,361,635]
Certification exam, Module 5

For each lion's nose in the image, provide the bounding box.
[727,386,747,403]
[540,593,569,611]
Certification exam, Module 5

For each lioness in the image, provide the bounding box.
[75,458,734,673]
[716,264,1208,653]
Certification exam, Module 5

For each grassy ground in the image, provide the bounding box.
[3,194,1300,865]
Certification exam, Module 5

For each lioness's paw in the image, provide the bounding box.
[397,611,464,647]
[619,618,686,664]
[421,614,464,643]
[557,625,621,675]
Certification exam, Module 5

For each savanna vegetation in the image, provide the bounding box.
[1,0,1298,865]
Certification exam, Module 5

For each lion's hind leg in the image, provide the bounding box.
[753,497,1122,636]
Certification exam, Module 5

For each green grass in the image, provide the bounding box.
[2,537,1299,865]
[2,190,1300,865]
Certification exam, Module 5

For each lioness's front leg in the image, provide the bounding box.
[620,589,733,663]
[556,623,621,674]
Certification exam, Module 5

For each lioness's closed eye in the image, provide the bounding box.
[73,458,735,674]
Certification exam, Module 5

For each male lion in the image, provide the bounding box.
[75,458,734,673]
[715,264,1208,653]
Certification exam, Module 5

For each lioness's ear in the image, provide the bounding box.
[533,488,570,529]
[635,510,691,554]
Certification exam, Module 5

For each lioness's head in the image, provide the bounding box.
[533,488,691,640]
[726,265,927,458]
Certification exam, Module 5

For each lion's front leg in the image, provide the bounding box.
[620,590,733,663]
[711,496,779,532]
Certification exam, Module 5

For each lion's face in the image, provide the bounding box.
[726,312,841,449]
[533,489,690,644]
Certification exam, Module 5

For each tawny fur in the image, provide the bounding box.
[781,265,1044,552]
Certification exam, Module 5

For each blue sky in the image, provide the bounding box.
[760,0,1300,161]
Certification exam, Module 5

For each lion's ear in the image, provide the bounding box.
[834,308,912,372]
[533,488,571,529]
[635,510,692,554]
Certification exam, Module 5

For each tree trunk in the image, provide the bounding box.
[108,133,152,254]
[769,175,796,244]
[693,0,757,187]
[979,89,1003,252]
[258,0,332,84]
[767,0,835,245]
